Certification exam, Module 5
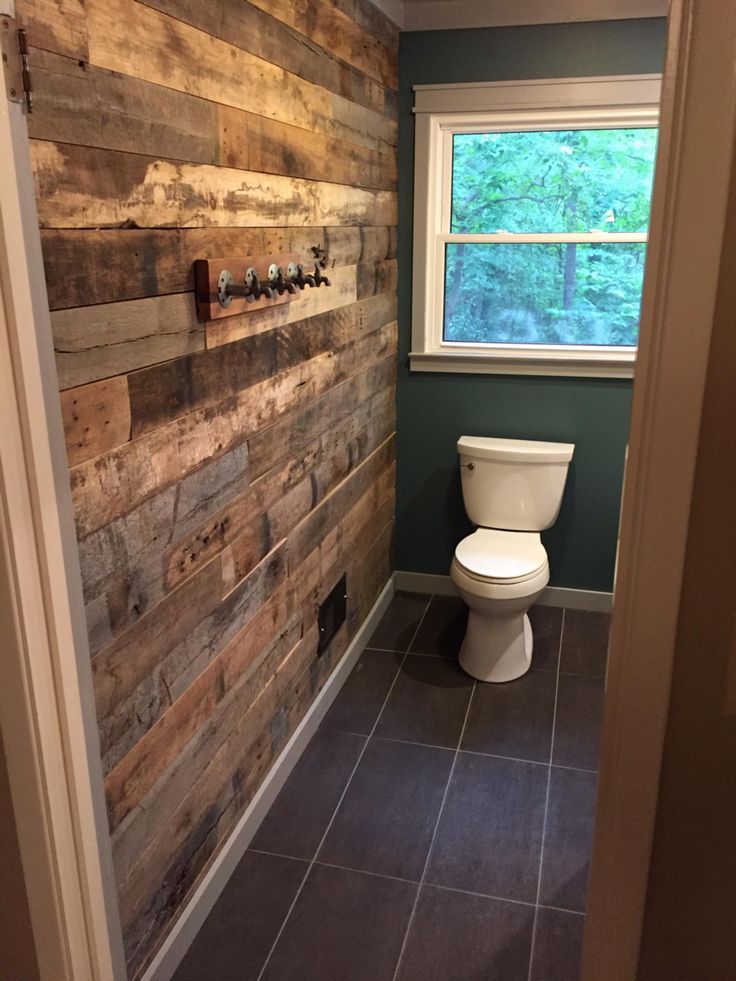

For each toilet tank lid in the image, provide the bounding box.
[457,435,575,463]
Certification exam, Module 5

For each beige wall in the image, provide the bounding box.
[637,143,736,979]
[0,731,40,981]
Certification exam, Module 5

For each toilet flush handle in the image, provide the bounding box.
[461,462,475,471]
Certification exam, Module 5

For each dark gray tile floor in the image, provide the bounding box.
[174,592,608,981]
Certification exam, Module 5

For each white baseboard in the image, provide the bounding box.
[142,577,395,981]
[393,570,613,612]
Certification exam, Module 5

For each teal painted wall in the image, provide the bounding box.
[396,19,667,591]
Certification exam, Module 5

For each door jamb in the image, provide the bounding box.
[583,1,736,976]
[0,5,126,978]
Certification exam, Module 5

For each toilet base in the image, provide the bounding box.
[459,609,533,683]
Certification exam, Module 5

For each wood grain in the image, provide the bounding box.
[52,291,205,390]
[60,376,131,467]
[139,0,398,118]
[40,225,395,310]
[31,141,397,231]
[245,0,398,90]
[27,51,396,193]
[15,0,88,59]
[85,0,396,152]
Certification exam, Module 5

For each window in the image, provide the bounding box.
[411,76,661,376]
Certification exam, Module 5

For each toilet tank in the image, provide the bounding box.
[458,436,574,531]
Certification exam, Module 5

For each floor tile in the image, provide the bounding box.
[375,654,474,748]
[173,851,307,981]
[540,768,597,913]
[426,752,547,902]
[367,591,430,651]
[396,885,535,981]
[251,729,366,860]
[559,610,610,679]
[530,907,585,981]
[552,675,604,771]
[318,737,454,880]
[263,863,416,981]
[409,595,468,657]
[461,669,556,763]
[528,605,564,672]
[322,649,402,735]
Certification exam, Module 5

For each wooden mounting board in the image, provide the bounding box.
[194,253,302,322]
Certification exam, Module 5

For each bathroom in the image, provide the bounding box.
[2,1,736,980]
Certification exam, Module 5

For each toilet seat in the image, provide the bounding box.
[454,529,547,584]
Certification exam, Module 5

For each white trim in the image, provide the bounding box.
[409,349,635,378]
[0,14,126,979]
[401,0,668,33]
[413,75,662,114]
[583,1,736,976]
[410,76,661,378]
[142,578,395,981]
[393,571,613,611]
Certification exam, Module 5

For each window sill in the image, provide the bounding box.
[409,349,636,378]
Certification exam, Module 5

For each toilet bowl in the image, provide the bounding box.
[451,529,549,682]
[452,436,574,683]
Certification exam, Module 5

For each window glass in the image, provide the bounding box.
[450,128,658,234]
[443,242,647,346]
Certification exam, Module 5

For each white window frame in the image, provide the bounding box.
[410,75,661,377]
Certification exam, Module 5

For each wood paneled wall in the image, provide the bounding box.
[18,0,398,974]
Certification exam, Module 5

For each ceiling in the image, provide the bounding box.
[376,0,668,31]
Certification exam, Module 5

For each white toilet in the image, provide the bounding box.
[451,436,574,683]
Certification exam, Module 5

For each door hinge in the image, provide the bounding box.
[1,16,32,113]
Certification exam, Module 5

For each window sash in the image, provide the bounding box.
[410,77,660,377]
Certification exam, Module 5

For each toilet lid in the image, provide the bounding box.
[455,529,547,582]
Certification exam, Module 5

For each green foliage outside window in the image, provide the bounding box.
[444,128,658,346]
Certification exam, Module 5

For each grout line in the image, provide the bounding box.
[526,607,565,981]
[248,848,585,913]
[255,595,433,980]
[391,679,478,981]
[320,730,599,773]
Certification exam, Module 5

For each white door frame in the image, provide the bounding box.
[583,1,736,977]
[0,4,126,978]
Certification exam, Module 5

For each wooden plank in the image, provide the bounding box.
[218,105,396,192]
[31,141,397,231]
[78,354,394,652]
[15,0,88,60]
[27,48,220,165]
[117,478,394,956]
[245,0,398,90]
[52,291,205,390]
[357,257,399,299]
[164,384,395,591]
[39,225,395,310]
[85,0,396,152]
[103,580,292,830]
[119,619,322,968]
[139,0,398,119]
[127,289,389,438]
[99,543,288,773]
[78,445,251,651]
[120,495,394,969]
[27,51,396,195]
[59,376,131,467]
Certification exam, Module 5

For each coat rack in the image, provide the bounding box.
[194,252,331,322]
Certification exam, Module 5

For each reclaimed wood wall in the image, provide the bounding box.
[18,0,398,974]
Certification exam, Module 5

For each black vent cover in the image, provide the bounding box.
[318,574,347,655]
